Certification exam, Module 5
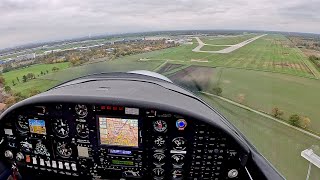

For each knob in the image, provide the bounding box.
[16,152,24,161]
[4,150,13,159]
[228,169,238,178]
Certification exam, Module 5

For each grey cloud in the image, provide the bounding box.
[279,1,320,20]
[0,0,319,49]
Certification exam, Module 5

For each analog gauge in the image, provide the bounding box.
[172,137,186,150]
[16,115,29,132]
[153,120,167,133]
[153,168,165,177]
[172,169,184,179]
[75,104,88,118]
[20,139,33,152]
[153,153,166,166]
[34,141,50,156]
[76,123,89,138]
[154,136,166,149]
[171,154,185,166]
[52,118,69,138]
[56,141,72,158]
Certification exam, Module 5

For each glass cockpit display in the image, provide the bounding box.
[28,119,46,135]
[98,117,139,147]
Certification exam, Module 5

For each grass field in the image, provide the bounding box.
[3,62,70,86]
[200,45,229,51]
[169,65,320,133]
[200,94,320,180]
[201,34,257,45]
[145,34,315,78]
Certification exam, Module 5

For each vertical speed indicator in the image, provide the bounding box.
[153,120,167,133]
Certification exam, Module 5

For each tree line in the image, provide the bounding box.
[272,107,311,129]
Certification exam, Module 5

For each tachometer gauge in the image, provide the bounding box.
[76,123,89,138]
[56,141,72,158]
[75,104,88,117]
[153,120,167,132]
[52,118,69,138]
[16,115,29,132]
[172,137,186,150]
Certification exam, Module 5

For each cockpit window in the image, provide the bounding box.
[0,0,320,179]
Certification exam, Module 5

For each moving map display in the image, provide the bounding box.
[98,117,139,147]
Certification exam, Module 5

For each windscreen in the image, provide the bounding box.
[0,0,320,179]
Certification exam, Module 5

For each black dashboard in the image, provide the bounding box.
[0,72,284,180]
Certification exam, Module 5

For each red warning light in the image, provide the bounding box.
[101,106,106,110]
[107,106,112,110]
[119,107,124,111]
[113,106,118,110]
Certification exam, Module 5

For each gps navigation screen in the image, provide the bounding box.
[98,117,139,147]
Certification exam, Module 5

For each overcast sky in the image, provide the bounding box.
[0,0,319,49]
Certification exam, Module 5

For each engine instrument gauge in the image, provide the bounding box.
[56,141,72,158]
[75,104,88,118]
[172,169,184,179]
[172,154,185,166]
[153,120,167,132]
[153,153,166,165]
[52,118,69,138]
[172,137,186,150]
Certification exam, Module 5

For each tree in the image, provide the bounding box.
[46,70,49,74]
[41,71,44,75]
[26,73,35,80]
[4,86,11,93]
[22,75,27,83]
[289,114,300,127]
[12,80,15,86]
[212,87,223,96]
[272,107,284,118]
[16,77,20,83]
[301,117,311,129]
[52,67,59,72]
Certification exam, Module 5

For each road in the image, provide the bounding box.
[192,34,267,54]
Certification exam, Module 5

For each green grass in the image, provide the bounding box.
[200,45,229,51]
[10,79,61,96]
[201,34,257,45]
[170,66,320,134]
[3,62,70,86]
[146,34,315,78]
[215,68,320,133]
[200,94,320,180]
